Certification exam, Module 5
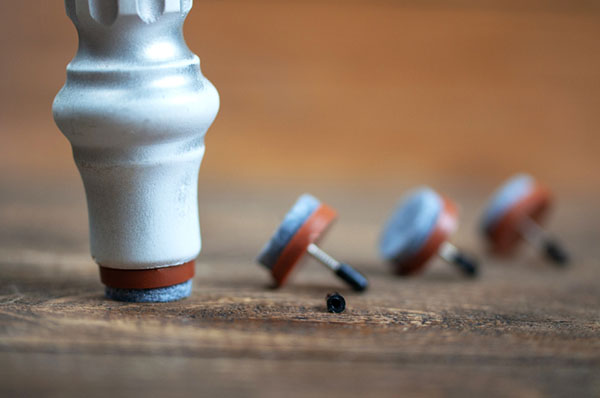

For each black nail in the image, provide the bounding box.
[335,264,369,291]
[544,239,569,265]
[326,292,346,313]
[451,252,479,277]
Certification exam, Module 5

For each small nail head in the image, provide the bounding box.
[326,292,346,313]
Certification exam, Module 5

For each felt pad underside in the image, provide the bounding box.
[379,187,442,263]
[105,279,193,302]
[481,174,533,233]
[257,194,320,269]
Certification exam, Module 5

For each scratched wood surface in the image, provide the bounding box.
[2,0,600,397]
[1,177,599,398]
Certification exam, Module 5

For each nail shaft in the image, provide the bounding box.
[518,216,546,248]
[438,241,478,276]
[307,243,368,291]
[438,241,459,263]
[518,217,569,265]
[307,243,341,271]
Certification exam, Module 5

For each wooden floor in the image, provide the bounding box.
[2,0,600,396]
[1,177,599,397]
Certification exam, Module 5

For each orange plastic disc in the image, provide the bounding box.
[486,184,552,255]
[99,260,195,289]
[271,204,337,287]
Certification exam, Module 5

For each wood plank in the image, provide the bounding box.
[1,179,599,397]
[1,1,600,396]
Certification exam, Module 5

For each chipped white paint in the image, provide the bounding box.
[53,0,219,270]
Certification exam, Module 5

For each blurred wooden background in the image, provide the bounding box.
[1,0,599,192]
[1,1,600,397]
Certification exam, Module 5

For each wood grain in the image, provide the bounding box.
[1,177,599,397]
[1,1,600,396]
[1,1,600,191]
